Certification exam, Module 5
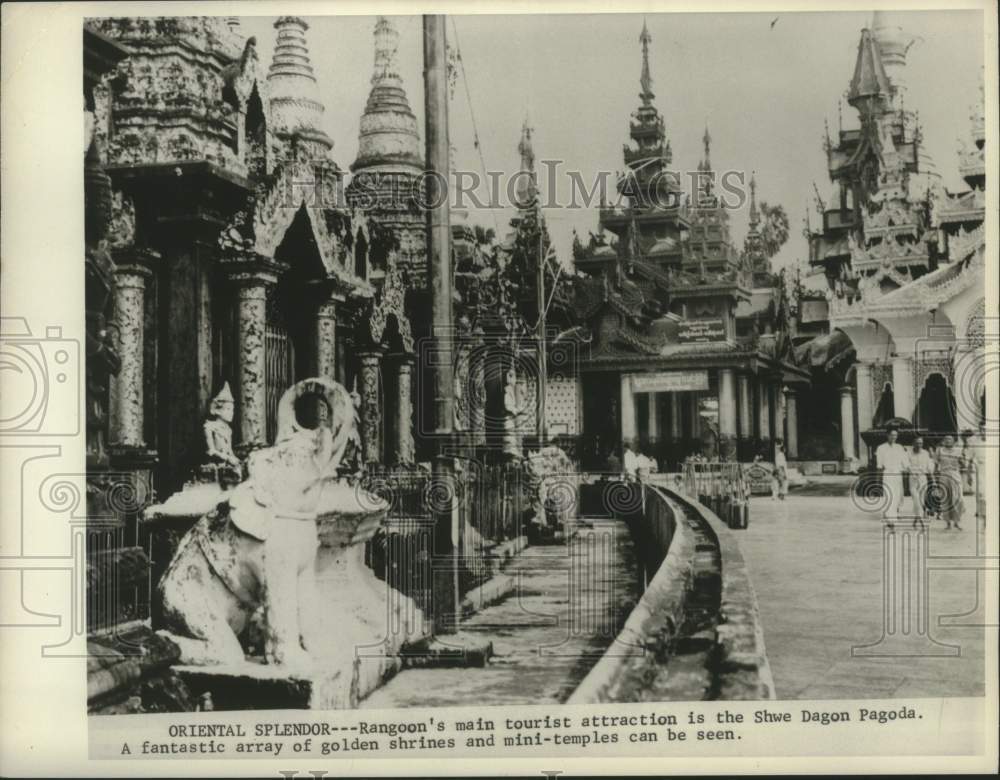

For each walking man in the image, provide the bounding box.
[875,425,908,529]
[907,436,934,529]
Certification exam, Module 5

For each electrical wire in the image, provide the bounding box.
[449,16,500,236]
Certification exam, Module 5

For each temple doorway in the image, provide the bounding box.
[873,382,895,426]
[917,373,957,436]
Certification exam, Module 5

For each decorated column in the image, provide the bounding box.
[233,274,274,449]
[718,369,737,437]
[620,374,636,449]
[109,262,152,447]
[394,355,416,464]
[953,346,984,430]
[840,385,857,463]
[315,295,341,382]
[669,393,683,438]
[648,392,660,445]
[855,362,874,436]
[469,338,487,446]
[737,374,753,440]
[891,355,915,423]
[784,387,799,459]
[757,379,772,444]
[689,393,702,439]
[357,350,384,464]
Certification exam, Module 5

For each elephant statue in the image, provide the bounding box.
[156,377,380,669]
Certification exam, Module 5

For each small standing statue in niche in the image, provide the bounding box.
[202,383,243,486]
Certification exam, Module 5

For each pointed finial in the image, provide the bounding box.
[371,16,402,87]
[518,117,535,173]
[748,172,759,228]
[515,117,537,209]
[702,124,712,165]
[639,19,654,103]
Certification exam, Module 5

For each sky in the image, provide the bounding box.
[241,10,984,274]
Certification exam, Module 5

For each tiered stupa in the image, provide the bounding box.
[347,16,426,281]
[267,17,334,160]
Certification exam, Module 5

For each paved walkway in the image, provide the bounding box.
[362,519,640,708]
[738,495,989,699]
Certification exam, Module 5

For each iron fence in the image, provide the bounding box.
[682,461,751,529]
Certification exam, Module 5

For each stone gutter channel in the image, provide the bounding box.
[568,483,775,703]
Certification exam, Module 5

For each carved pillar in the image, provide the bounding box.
[315,295,341,382]
[394,355,415,465]
[109,263,151,447]
[669,393,683,438]
[620,374,636,449]
[233,275,273,449]
[358,350,383,464]
[718,369,737,438]
[892,355,915,423]
[737,374,753,438]
[757,379,774,441]
[840,385,857,462]
[784,387,799,459]
[689,393,702,439]
[855,361,874,437]
[469,339,487,446]
[954,347,983,430]
[648,392,660,445]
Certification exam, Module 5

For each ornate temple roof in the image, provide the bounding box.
[267,17,334,157]
[351,16,422,173]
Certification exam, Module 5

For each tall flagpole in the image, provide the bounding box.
[424,14,458,633]
[536,222,547,444]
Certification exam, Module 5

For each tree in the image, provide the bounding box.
[473,224,496,249]
[758,201,790,260]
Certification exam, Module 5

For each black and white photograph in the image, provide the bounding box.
[0,1,997,774]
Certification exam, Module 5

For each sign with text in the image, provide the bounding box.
[630,370,709,393]
[678,318,727,343]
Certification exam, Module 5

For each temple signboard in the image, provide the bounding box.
[678,318,727,343]
[630,370,709,393]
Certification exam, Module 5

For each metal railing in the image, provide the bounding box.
[682,461,751,529]
[364,460,531,612]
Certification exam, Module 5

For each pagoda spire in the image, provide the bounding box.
[639,18,654,105]
[351,16,421,173]
[267,16,333,157]
[748,172,760,229]
[847,27,891,111]
[514,117,537,209]
[871,11,916,104]
[698,124,713,198]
